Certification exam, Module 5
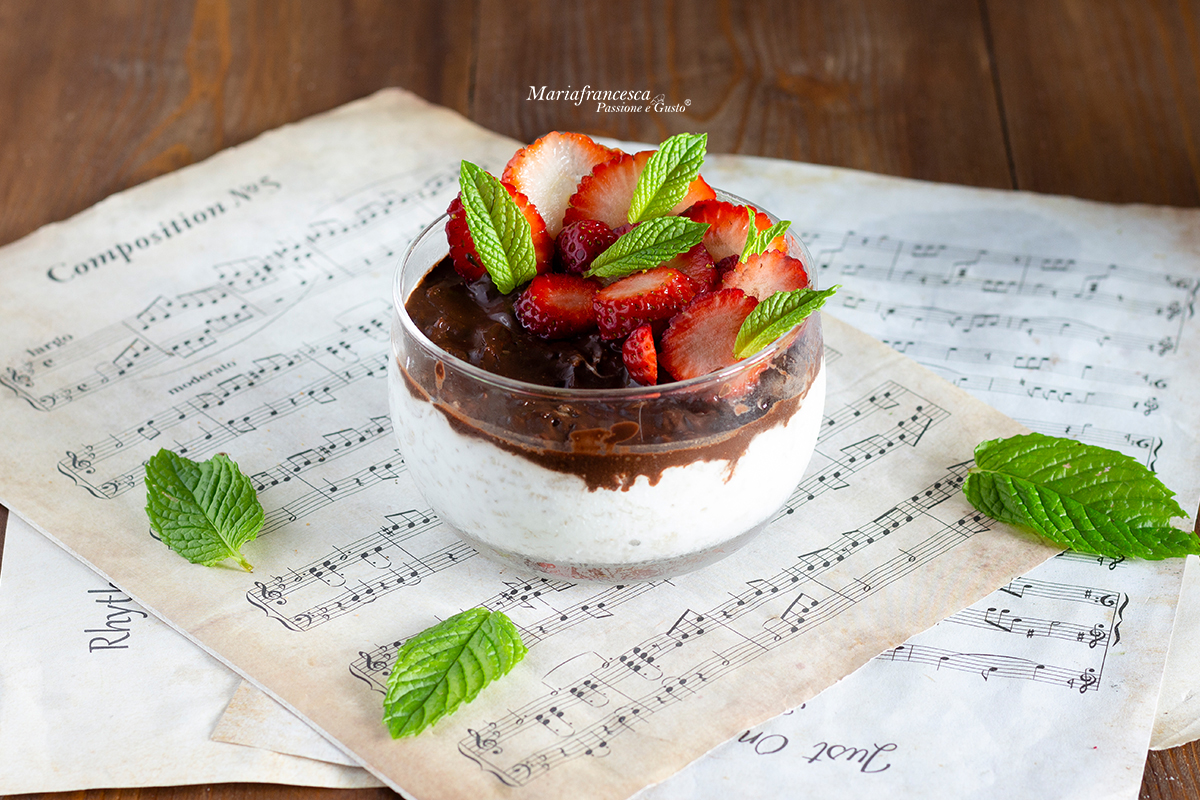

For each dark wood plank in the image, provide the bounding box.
[1144,745,1200,799]
[985,0,1200,206]
[471,0,1013,189]
[5,786,398,800]
[0,0,474,249]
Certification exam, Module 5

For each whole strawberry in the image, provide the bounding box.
[555,220,618,275]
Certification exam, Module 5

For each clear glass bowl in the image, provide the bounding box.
[388,193,826,582]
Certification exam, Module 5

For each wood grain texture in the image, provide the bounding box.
[0,0,474,249]
[985,0,1200,206]
[471,0,1013,188]
[1145,746,1200,799]
[3,788,399,800]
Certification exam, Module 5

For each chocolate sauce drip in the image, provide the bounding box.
[405,259,629,389]
[400,257,823,491]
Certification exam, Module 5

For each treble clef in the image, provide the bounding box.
[65,449,94,474]
[360,650,387,672]
[467,726,501,754]
[1077,668,1099,693]
[254,580,285,605]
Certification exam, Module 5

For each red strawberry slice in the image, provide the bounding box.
[563,150,717,229]
[674,172,717,213]
[502,132,620,238]
[622,323,658,386]
[514,274,601,339]
[445,196,484,281]
[713,253,739,282]
[660,288,759,381]
[593,267,699,340]
[511,183,556,276]
[661,244,716,291]
[563,152,642,229]
[681,200,785,263]
[720,249,810,300]
[445,183,555,283]
[555,220,618,274]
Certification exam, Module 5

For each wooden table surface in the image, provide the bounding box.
[1,1,1198,798]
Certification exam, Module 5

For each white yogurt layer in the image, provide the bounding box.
[389,359,826,569]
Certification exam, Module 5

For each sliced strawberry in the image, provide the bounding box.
[502,132,620,237]
[622,323,658,386]
[660,288,758,381]
[661,244,716,291]
[563,152,643,229]
[445,196,484,281]
[674,173,717,213]
[713,253,739,282]
[593,267,699,340]
[720,249,810,300]
[564,150,717,229]
[511,183,556,276]
[514,274,601,339]
[556,220,618,275]
[682,200,785,263]
[445,184,554,282]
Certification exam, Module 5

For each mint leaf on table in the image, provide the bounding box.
[733,286,839,358]
[383,608,528,738]
[740,208,792,263]
[458,160,537,294]
[586,216,709,279]
[963,432,1199,559]
[627,132,708,223]
[144,449,264,571]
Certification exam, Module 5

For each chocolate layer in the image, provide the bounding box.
[404,258,629,389]
[400,257,824,491]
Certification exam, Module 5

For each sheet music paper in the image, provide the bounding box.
[0,89,1056,798]
[213,150,1200,799]
[637,155,1200,799]
[1151,557,1200,749]
[213,680,366,768]
[0,513,381,792]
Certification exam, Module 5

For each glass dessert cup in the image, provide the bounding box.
[389,195,826,582]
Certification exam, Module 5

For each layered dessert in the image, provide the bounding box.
[389,132,831,581]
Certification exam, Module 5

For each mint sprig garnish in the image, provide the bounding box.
[144,449,264,571]
[734,286,839,358]
[458,160,537,294]
[963,432,1199,559]
[383,608,528,738]
[741,208,791,263]
[586,217,709,279]
[627,132,708,223]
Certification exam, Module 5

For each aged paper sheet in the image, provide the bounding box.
[0,89,1056,798]
[214,681,365,768]
[1152,558,1200,749]
[216,147,1200,799]
[0,513,381,792]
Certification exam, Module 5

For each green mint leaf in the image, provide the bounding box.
[586,217,709,279]
[734,286,839,358]
[627,132,708,223]
[963,432,1197,560]
[144,449,264,571]
[383,608,528,738]
[741,209,792,263]
[458,160,537,294]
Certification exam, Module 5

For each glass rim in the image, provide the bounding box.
[393,189,820,401]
